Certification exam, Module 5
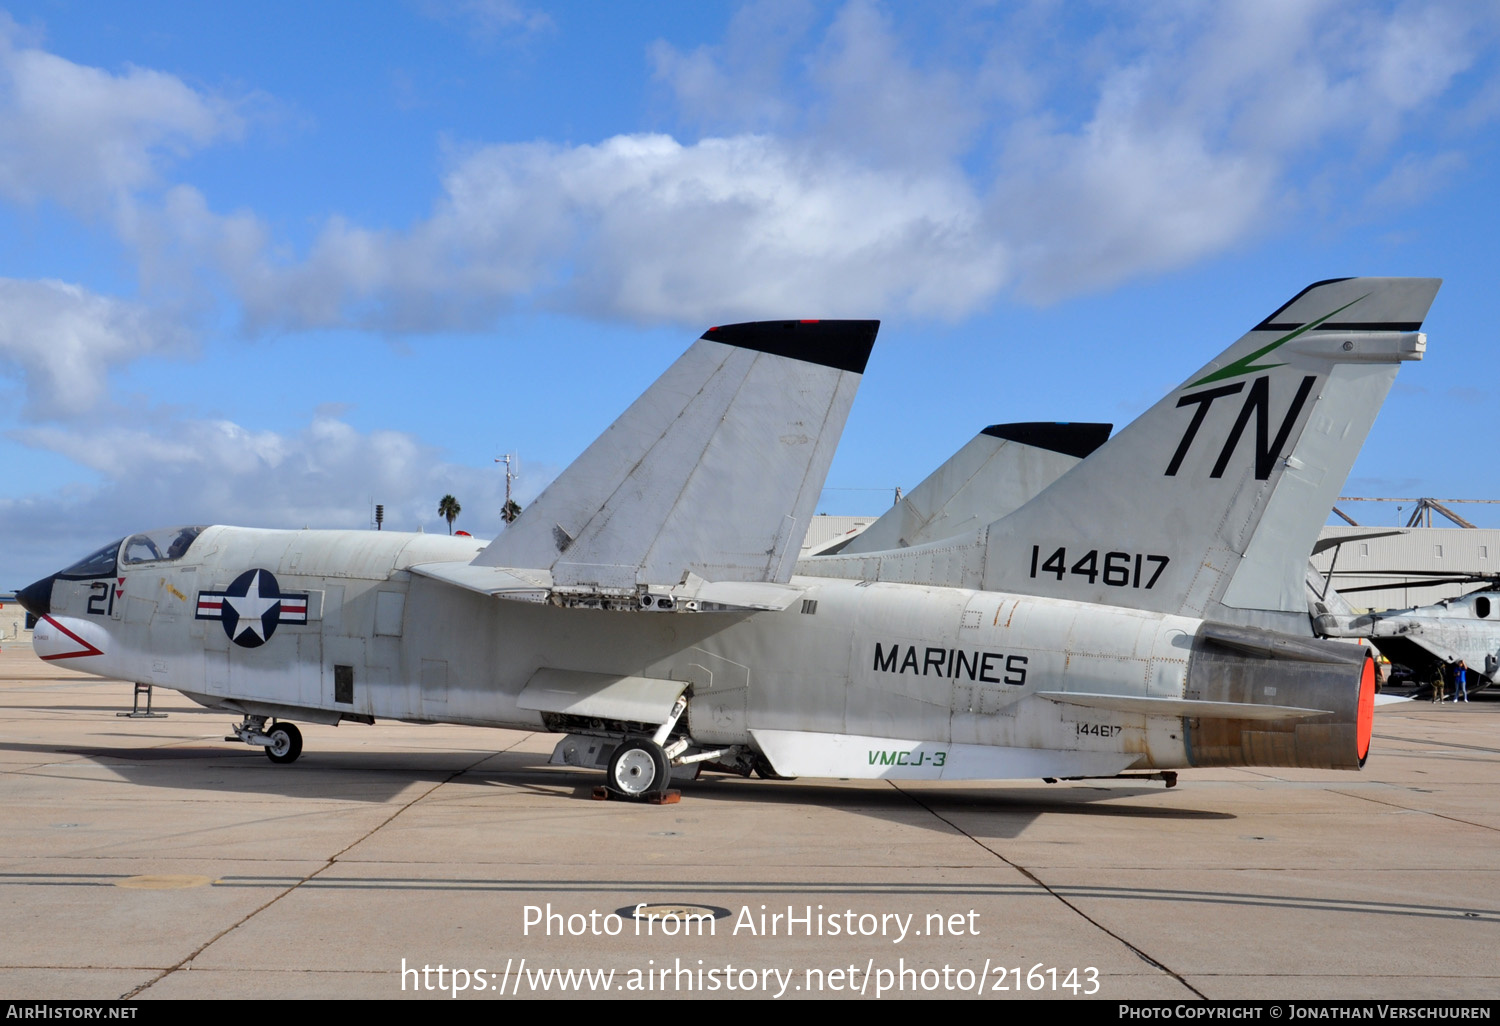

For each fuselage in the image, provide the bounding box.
[23,525,1374,780]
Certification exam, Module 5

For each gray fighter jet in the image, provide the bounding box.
[18,279,1441,795]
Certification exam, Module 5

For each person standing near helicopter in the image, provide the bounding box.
[1453,660,1470,703]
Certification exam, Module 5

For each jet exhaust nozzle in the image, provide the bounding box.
[1184,623,1376,770]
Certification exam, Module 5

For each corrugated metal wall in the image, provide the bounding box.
[1310,527,1500,611]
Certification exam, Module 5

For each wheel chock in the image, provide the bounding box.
[592,785,681,804]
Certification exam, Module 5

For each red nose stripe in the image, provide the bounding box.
[38,615,104,661]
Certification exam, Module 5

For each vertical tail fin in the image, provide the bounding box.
[979,278,1440,629]
[835,422,1110,555]
[474,320,878,590]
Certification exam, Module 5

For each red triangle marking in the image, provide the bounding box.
[39,616,105,661]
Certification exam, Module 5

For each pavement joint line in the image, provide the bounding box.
[883,779,1207,1000]
[1183,973,1500,981]
[118,738,517,1000]
[2,964,174,971]
[9,874,1493,920]
[1327,785,1500,834]
[1372,732,1500,756]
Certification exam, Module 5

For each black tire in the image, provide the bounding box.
[607,739,669,796]
[265,722,303,764]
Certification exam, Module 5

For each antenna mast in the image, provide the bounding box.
[495,453,521,523]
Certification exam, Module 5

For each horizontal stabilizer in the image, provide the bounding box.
[475,320,878,592]
[1034,691,1331,721]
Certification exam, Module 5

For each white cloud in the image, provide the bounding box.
[0,278,190,419]
[991,80,1279,301]
[140,133,1009,328]
[16,415,518,529]
[3,412,550,583]
[8,2,1500,339]
[1362,150,1468,212]
[809,0,982,167]
[139,0,1493,329]
[985,0,1492,299]
[0,14,241,213]
[418,0,553,43]
[649,0,818,134]
[1161,0,1480,152]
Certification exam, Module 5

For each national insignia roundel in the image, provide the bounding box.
[195,569,309,648]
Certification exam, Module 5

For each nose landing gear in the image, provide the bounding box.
[227,715,304,763]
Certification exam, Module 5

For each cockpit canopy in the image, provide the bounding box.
[121,526,208,565]
[57,539,123,580]
[57,526,208,579]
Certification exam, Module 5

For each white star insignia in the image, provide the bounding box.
[225,571,280,643]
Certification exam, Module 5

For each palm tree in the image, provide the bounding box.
[438,494,461,535]
[501,499,522,524]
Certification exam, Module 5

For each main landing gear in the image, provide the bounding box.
[607,739,670,796]
[227,715,304,763]
[596,694,685,802]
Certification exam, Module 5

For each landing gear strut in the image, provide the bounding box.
[227,715,304,764]
[596,693,687,800]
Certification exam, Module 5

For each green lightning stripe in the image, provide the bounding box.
[1189,294,1368,386]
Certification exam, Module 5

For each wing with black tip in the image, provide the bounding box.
[471,320,878,591]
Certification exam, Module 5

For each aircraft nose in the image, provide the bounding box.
[15,574,55,618]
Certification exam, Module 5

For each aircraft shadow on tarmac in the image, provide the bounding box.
[3,736,1233,834]
[4,740,499,804]
[642,771,1234,828]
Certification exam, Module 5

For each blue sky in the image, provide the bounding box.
[3,0,1499,586]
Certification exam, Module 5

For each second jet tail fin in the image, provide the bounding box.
[829,422,1110,556]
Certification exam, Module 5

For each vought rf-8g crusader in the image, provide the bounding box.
[18,279,1441,798]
